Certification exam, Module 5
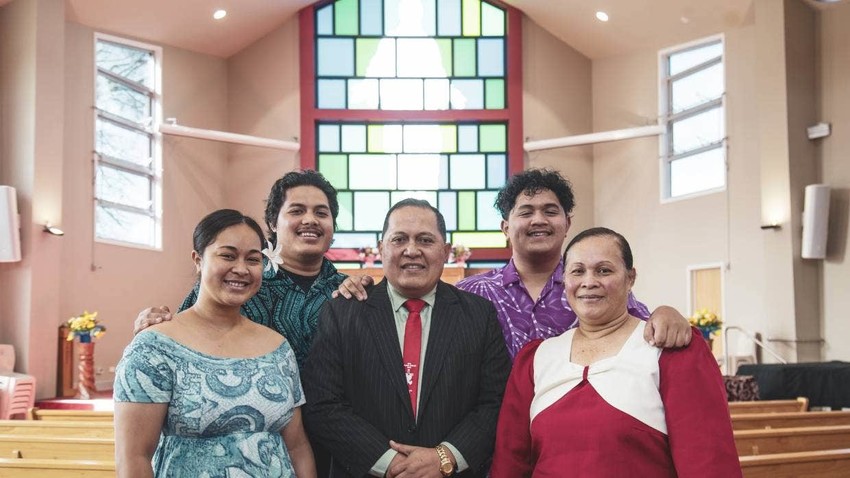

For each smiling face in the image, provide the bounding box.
[193,223,264,308]
[274,185,335,268]
[501,188,571,261]
[563,235,636,325]
[379,205,451,298]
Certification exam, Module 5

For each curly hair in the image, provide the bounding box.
[264,170,339,246]
[495,168,575,219]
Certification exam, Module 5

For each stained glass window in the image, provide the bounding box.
[304,0,521,261]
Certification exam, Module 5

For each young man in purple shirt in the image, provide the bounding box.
[455,168,690,359]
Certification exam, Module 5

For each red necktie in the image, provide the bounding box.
[403,298,426,419]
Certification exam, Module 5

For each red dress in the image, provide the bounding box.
[491,324,741,478]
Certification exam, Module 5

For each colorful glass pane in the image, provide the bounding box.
[438,191,458,230]
[453,39,476,77]
[337,191,354,230]
[391,190,438,206]
[450,154,486,189]
[316,4,334,35]
[479,124,506,152]
[398,154,443,189]
[318,154,348,189]
[356,38,396,77]
[458,191,476,229]
[334,0,359,35]
[317,38,354,76]
[318,124,340,152]
[476,191,501,229]
[451,79,484,109]
[397,39,452,77]
[477,39,504,76]
[481,2,505,36]
[354,192,391,230]
[349,154,397,189]
[486,154,506,188]
[332,232,379,248]
[341,124,367,152]
[485,78,505,109]
[385,0,437,37]
[360,0,384,35]
[368,124,404,153]
[457,125,478,152]
[462,0,481,37]
[318,79,346,108]
[437,0,461,36]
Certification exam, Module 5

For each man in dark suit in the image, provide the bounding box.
[303,199,511,478]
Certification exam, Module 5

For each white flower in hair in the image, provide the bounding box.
[262,241,284,274]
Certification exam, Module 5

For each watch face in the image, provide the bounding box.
[440,462,454,475]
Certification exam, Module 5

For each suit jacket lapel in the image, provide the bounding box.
[363,280,411,415]
[419,282,461,416]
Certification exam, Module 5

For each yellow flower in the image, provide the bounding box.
[65,311,106,341]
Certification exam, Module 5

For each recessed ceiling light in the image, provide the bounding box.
[213,9,227,20]
[596,11,609,22]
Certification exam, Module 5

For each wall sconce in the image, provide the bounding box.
[43,222,65,236]
[760,223,781,230]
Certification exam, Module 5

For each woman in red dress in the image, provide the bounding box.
[491,227,741,477]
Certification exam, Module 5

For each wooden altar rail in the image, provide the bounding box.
[734,425,850,456]
[0,420,113,439]
[26,408,113,422]
[728,397,809,414]
[740,448,850,477]
[0,434,114,460]
[732,411,850,431]
[0,457,115,478]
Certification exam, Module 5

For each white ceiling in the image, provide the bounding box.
[0,0,841,59]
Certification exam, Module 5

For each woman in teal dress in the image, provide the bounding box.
[114,209,316,478]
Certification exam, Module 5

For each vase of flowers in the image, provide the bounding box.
[688,308,721,349]
[66,311,105,399]
[449,244,472,268]
[359,246,379,268]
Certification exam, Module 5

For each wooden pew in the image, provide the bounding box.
[735,425,850,456]
[740,448,850,477]
[26,408,113,422]
[0,420,113,438]
[729,397,809,414]
[732,411,850,430]
[0,457,115,478]
[0,435,114,460]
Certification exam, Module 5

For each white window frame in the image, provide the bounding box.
[93,32,163,250]
[658,34,727,203]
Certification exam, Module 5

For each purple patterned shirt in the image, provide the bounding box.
[456,259,651,360]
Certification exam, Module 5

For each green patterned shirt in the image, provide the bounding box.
[179,258,346,368]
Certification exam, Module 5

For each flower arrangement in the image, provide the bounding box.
[358,246,380,261]
[688,308,722,339]
[65,311,106,343]
[449,244,472,265]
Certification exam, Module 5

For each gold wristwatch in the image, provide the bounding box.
[435,444,455,477]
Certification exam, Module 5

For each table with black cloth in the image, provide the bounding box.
[736,361,850,410]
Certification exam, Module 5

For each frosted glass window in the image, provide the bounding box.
[477,191,501,229]
[96,75,151,123]
[481,2,505,36]
[96,40,155,88]
[477,39,504,76]
[332,232,380,248]
[452,231,506,248]
[669,41,722,76]
[486,154,506,188]
[318,124,341,152]
[318,39,354,76]
[360,0,383,35]
[438,191,457,230]
[424,79,450,110]
[356,38,396,77]
[348,79,380,109]
[385,0,436,36]
[368,124,404,153]
[316,4,334,35]
[479,124,506,152]
[670,148,725,197]
[391,191,438,206]
[318,154,348,189]
[404,124,456,153]
[458,125,478,152]
[342,124,367,152]
[335,0,359,35]
[380,79,424,110]
[96,205,155,245]
[450,154,486,189]
[337,191,354,230]
[438,0,461,36]
[672,107,724,154]
[671,62,723,112]
[318,79,347,109]
[96,165,152,209]
[349,154,397,189]
[354,192,391,230]
[451,79,484,109]
[96,118,152,167]
[397,39,452,77]
[398,154,442,189]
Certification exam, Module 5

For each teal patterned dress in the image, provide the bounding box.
[114,331,304,477]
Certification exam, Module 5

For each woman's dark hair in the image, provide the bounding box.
[495,168,576,219]
[193,209,266,255]
[563,227,634,269]
[264,170,339,246]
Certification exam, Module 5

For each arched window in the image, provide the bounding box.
[300,0,522,262]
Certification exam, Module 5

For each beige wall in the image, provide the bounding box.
[56,23,229,393]
[522,18,594,236]
[820,2,850,361]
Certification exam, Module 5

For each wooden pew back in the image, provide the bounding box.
[26,408,113,422]
[0,420,113,438]
[735,425,850,456]
[732,411,850,430]
[0,435,114,461]
[740,448,850,478]
[729,397,809,414]
[0,458,115,478]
